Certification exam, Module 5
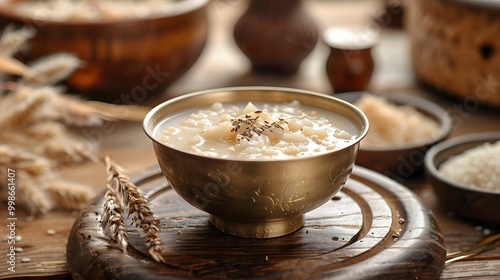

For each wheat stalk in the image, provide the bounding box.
[3,83,105,126]
[103,156,165,263]
[0,144,53,177]
[0,52,30,77]
[20,53,84,86]
[16,171,54,215]
[101,181,129,253]
[84,101,150,122]
[0,25,146,217]
[0,144,97,214]
[53,94,106,126]
[45,181,94,211]
[40,129,99,164]
[0,121,99,165]
[121,177,165,263]
[0,25,35,57]
[0,85,51,128]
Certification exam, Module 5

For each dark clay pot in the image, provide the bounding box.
[233,0,319,74]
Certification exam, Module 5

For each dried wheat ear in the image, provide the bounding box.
[101,156,165,263]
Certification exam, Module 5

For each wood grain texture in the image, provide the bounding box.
[0,210,74,280]
[67,166,446,279]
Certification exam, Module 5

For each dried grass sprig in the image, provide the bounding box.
[103,156,165,263]
[0,25,35,57]
[20,53,84,86]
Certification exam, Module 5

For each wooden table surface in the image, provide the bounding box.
[1,0,499,279]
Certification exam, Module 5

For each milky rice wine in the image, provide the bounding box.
[154,101,357,160]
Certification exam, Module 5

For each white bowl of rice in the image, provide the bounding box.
[425,132,500,227]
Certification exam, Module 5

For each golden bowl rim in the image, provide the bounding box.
[143,86,369,163]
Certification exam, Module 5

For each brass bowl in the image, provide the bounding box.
[143,87,369,238]
[0,0,209,102]
[425,132,500,227]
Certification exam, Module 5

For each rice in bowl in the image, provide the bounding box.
[439,141,500,192]
[354,94,440,148]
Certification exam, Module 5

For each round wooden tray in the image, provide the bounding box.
[67,166,446,279]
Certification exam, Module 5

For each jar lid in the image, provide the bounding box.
[323,25,379,50]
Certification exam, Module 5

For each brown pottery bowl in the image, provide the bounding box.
[0,0,209,102]
[336,91,452,179]
[143,87,369,238]
[425,132,500,227]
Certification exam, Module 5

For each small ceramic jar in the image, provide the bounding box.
[324,26,379,93]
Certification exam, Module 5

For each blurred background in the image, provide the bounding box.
[0,0,410,103]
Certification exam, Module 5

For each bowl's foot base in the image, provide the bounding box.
[208,215,305,238]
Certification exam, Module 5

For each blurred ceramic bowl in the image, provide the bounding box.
[0,0,209,102]
[143,87,369,238]
[425,132,500,227]
[336,91,452,179]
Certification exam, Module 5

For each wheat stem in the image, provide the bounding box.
[0,52,30,76]
[0,25,35,57]
[20,53,84,86]
[101,185,129,253]
[103,156,165,262]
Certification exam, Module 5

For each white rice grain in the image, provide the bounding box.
[439,141,500,192]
